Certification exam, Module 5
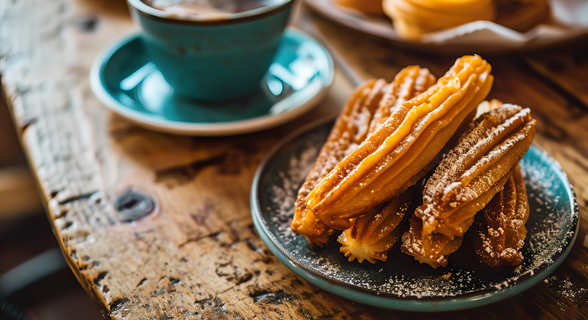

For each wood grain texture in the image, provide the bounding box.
[1,0,587,319]
[522,41,588,110]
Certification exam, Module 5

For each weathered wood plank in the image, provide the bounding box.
[523,42,588,110]
[2,1,378,318]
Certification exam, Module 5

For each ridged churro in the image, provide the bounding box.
[306,55,493,231]
[474,165,529,267]
[339,187,413,263]
[402,104,536,268]
[292,66,435,247]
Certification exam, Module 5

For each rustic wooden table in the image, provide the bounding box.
[2,0,588,319]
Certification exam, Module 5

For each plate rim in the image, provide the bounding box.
[304,0,588,53]
[250,118,580,311]
[89,28,334,136]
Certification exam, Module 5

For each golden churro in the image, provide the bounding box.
[292,66,435,247]
[307,55,493,231]
[383,0,495,40]
[474,165,529,267]
[339,187,414,263]
[402,104,536,268]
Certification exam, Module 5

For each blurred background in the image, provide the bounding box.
[0,94,102,319]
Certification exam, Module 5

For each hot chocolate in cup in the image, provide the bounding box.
[127,0,294,101]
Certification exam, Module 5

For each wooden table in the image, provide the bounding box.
[2,0,588,319]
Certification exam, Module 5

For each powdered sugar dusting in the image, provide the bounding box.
[270,143,318,241]
[513,151,573,276]
[259,124,577,300]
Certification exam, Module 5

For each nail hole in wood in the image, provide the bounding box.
[137,278,147,287]
[109,298,130,315]
[114,190,155,222]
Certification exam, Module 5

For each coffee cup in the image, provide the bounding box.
[127,0,294,101]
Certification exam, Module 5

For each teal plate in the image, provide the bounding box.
[250,118,580,311]
[90,28,333,136]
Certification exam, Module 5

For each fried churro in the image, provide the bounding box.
[402,104,536,268]
[307,55,493,231]
[292,66,435,247]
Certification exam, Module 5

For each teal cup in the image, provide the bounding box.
[127,0,294,101]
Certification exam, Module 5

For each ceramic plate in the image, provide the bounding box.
[305,0,588,53]
[90,28,333,136]
[250,118,579,311]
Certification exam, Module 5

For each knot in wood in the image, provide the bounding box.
[114,190,155,222]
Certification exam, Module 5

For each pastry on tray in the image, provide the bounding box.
[382,0,495,40]
[305,55,492,231]
[381,0,549,40]
[291,66,435,247]
[401,104,536,268]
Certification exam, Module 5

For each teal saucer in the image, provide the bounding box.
[90,28,334,136]
[251,118,579,311]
